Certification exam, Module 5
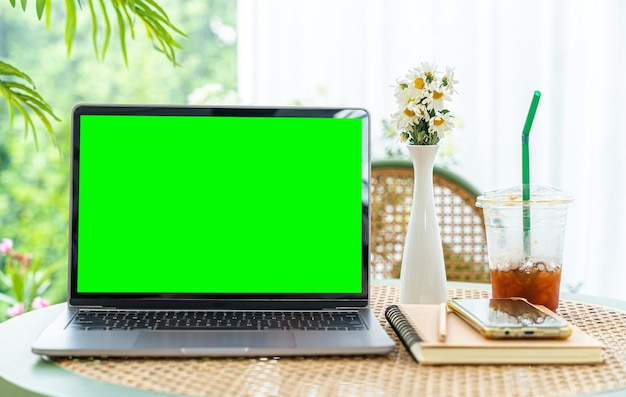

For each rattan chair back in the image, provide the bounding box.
[370,160,489,282]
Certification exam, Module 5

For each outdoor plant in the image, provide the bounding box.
[391,62,458,145]
[0,238,61,319]
[1,0,185,144]
[0,0,187,322]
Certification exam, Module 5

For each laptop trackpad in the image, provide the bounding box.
[134,331,297,351]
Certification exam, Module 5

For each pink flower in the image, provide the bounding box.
[31,296,50,310]
[7,302,24,317]
[0,238,13,255]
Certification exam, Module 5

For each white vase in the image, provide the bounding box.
[399,144,448,304]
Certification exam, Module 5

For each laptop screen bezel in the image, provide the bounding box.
[68,104,371,309]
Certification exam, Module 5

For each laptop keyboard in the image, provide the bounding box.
[69,310,367,331]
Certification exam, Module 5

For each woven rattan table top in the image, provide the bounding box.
[54,285,626,397]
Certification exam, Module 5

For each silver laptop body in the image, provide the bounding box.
[31,104,394,357]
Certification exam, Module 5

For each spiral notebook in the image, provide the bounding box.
[385,304,604,365]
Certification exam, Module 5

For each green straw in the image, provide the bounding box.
[522,90,541,256]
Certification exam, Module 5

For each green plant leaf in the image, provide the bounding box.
[45,0,52,27]
[111,2,130,66]
[7,266,24,303]
[0,61,60,144]
[36,0,46,19]
[136,0,186,60]
[86,0,100,59]
[35,280,52,297]
[40,260,65,279]
[0,272,13,290]
[119,1,136,40]
[28,106,58,146]
[0,84,17,128]
[9,85,58,121]
[98,0,112,59]
[2,0,186,144]
[0,60,36,86]
[86,0,119,61]
[0,293,17,305]
[65,0,77,57]
[23,271,36,307]
[33,261,63,294]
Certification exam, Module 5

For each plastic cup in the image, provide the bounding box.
[476,185,573,311]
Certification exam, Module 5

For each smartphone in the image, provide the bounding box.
[447,297,573,339]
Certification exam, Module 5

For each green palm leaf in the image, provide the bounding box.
[65,0,186,65]
[0,61,59,147]
[64,0,77,57]
[36,0,46,19]
[3,0,185,143]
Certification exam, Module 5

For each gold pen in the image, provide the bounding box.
[438,302,448,342]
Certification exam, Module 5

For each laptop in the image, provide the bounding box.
[31,104,395,357]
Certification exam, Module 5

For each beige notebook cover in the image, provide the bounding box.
[385,304,605,365]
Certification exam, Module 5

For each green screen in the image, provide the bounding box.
[76,114,364,293]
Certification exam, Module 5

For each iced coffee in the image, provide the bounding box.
[476,185,573,311]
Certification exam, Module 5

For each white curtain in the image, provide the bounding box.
[237,0,626,300]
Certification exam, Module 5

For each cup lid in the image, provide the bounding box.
[476,184,573,207]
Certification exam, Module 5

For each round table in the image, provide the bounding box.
[2,282,626,397]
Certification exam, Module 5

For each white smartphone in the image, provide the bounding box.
[447,297,573,339]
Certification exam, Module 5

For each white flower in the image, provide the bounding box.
[404,66,431,92]
[391,62,458,145]
[394,81,418,107]
[391,108,418,132]
[420,62,439,85]
[410,102,431,122]
[425,88,452,112]
[442,66,459,94]
[429,112,455,135]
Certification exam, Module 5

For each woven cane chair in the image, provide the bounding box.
[370,160,489,282]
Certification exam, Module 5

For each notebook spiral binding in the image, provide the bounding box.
[385,305,423,361]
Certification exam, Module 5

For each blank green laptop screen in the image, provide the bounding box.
[76,113,365,294]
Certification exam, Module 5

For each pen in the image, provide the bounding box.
[438,302,448,342]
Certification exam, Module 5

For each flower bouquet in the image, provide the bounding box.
[391,62,458,145]
[391,62,460,304]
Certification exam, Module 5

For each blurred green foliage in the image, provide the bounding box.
[0,0,237,316]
